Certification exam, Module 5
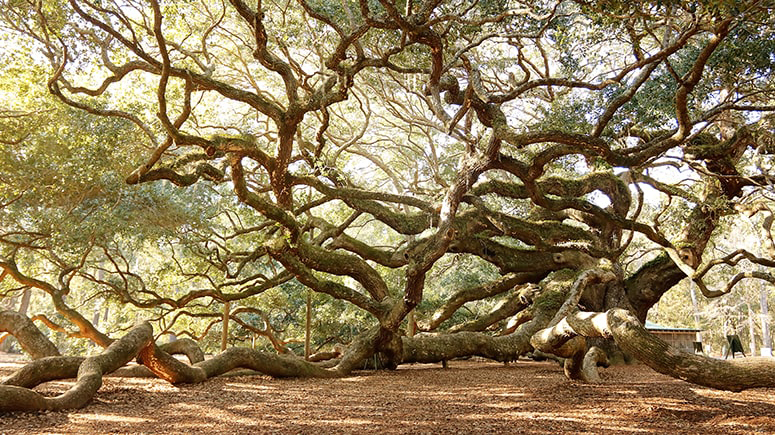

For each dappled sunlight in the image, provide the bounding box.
[73,413,154,424]
[167,402,264,426]
[501,411,653,433]
[223,382,277,393]
[0,0,774,428]
[605,388,640,395]
[109,377,179,390]
[3,361,775,433]
[314,418,375,426]
[340,376,368,383]
[491,391,527,399]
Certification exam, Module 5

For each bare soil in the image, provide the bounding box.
[2,355,775,434]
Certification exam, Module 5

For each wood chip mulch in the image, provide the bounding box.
[2,358,775,434]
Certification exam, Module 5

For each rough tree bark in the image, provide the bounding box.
[0,310,60,359]
[3,356,86,389]
[3,2,775,412]
[158,338,205,364]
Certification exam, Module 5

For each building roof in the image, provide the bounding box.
[644,321,701,333]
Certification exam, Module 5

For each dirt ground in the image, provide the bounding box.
[2,355,775,434]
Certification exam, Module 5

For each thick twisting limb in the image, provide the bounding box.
[531,311,612,382]
[2,356,85,388]
[530,268,616,381]
[0,322,153,411]
[137,343,207,384]
[447,284,540,333]
[400,277,575,365]
[138,328,380,383]
[548,268,617,325]
[158,338,205,364]
[537,308,775,391]
[196,348,338,378]
[401,331,533,364]
[0,310,60,359]
[606,309,775,391]
[581,347,609,382]
[421,275,526,331]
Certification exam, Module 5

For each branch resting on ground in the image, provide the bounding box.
[0,322,153,411]
[534,308,775,391]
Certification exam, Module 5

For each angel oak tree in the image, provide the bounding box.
[3,0,775,411]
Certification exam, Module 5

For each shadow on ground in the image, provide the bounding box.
[2,359,775,434]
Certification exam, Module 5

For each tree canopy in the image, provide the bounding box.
[3,0,775,411]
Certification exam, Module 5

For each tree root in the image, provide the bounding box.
[0,322,153,411]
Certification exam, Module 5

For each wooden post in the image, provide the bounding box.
[221,300,230,352]
[688,281,703,345]
[748,304,757,356]
[305,289,311,360]
[761,287,772,356]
